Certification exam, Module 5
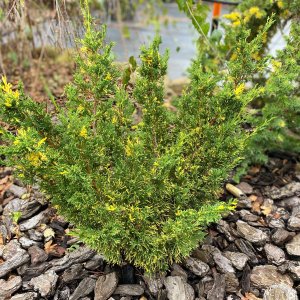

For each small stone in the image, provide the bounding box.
[3,198,26,216]
[277,196,300,208]
[272,228,295,246]
[84,254,104,270]
[19,236,40,249]
[197,276,214,297]
[217,220,236,242]
[287,261,300,281]
[3,240,21,260]
[114,284,144,296]
[144,274,164,296]
[185,257,210,277]
[292,206,300,217]
[2,214,15,239]
[223,251,249,270]
[192,247,214,265]
[164,276,194,300]
[8,184,27,198]
[287,216,300,231]
[224,272,239,293]
[53,286,70,300]
[239,210,260,222]
[266,182,300,200]
[170,263,188,280]
[263,284,297,300]
[207,273,225,300]
[226,296,240,300]
[62,264,88,283]
[250,265,293,289]
[237,182,253,194]
[277,261,290,274]
[235,239,258,264]
[50,246,95,272]
[19,210,49,231]
[94,272,118,300]
[264,244,286,265]
[28,229,43,242]
[286,233,300,256]
[28,246,48,265]
[29,270,58,297]
[0,240,30,277]
[268,218,285,228]
[236,221,268,245]
[19,200,42,221]
[237,197,252,209]
[22,281,33,291]
[70,277,96,300]
[276,207,290,220]
[212,250,235,274]
[241,264,251,294]
[11,292,38,300]
[0,225,8,245]
[0,276,22,298]
[17,262,50,281]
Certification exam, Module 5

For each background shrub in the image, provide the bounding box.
[178,0,300,179]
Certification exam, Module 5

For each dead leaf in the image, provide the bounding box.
[261,205,272,216]
[43,228,55,239]
[252,201,261,213]
[44,240,65,257]
[0,181,12,198]
[249,195,257,202]
[44,240,53,253]
[0,233,4,246]
[21,193,30,199]
[242,292,262,300]
[248,166,261,175]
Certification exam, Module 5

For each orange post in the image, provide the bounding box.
[211,3,222,32]
[212,3,222,19]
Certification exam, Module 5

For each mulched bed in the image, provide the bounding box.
[0,151,299,300]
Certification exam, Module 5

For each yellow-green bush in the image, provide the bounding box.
[0,5,272,272]
[178,0,300,179]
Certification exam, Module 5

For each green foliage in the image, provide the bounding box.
[245,20,300,165]
[176,0,210,35]
[226,2,300,176]
[179,0,300,179]
[0,5,272,272]
[11,211,22,223]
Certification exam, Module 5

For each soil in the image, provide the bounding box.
[2,50,75,107]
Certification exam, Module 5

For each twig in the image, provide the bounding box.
[185,1,224,62]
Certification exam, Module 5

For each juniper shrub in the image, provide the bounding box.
[0,4,273,272]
